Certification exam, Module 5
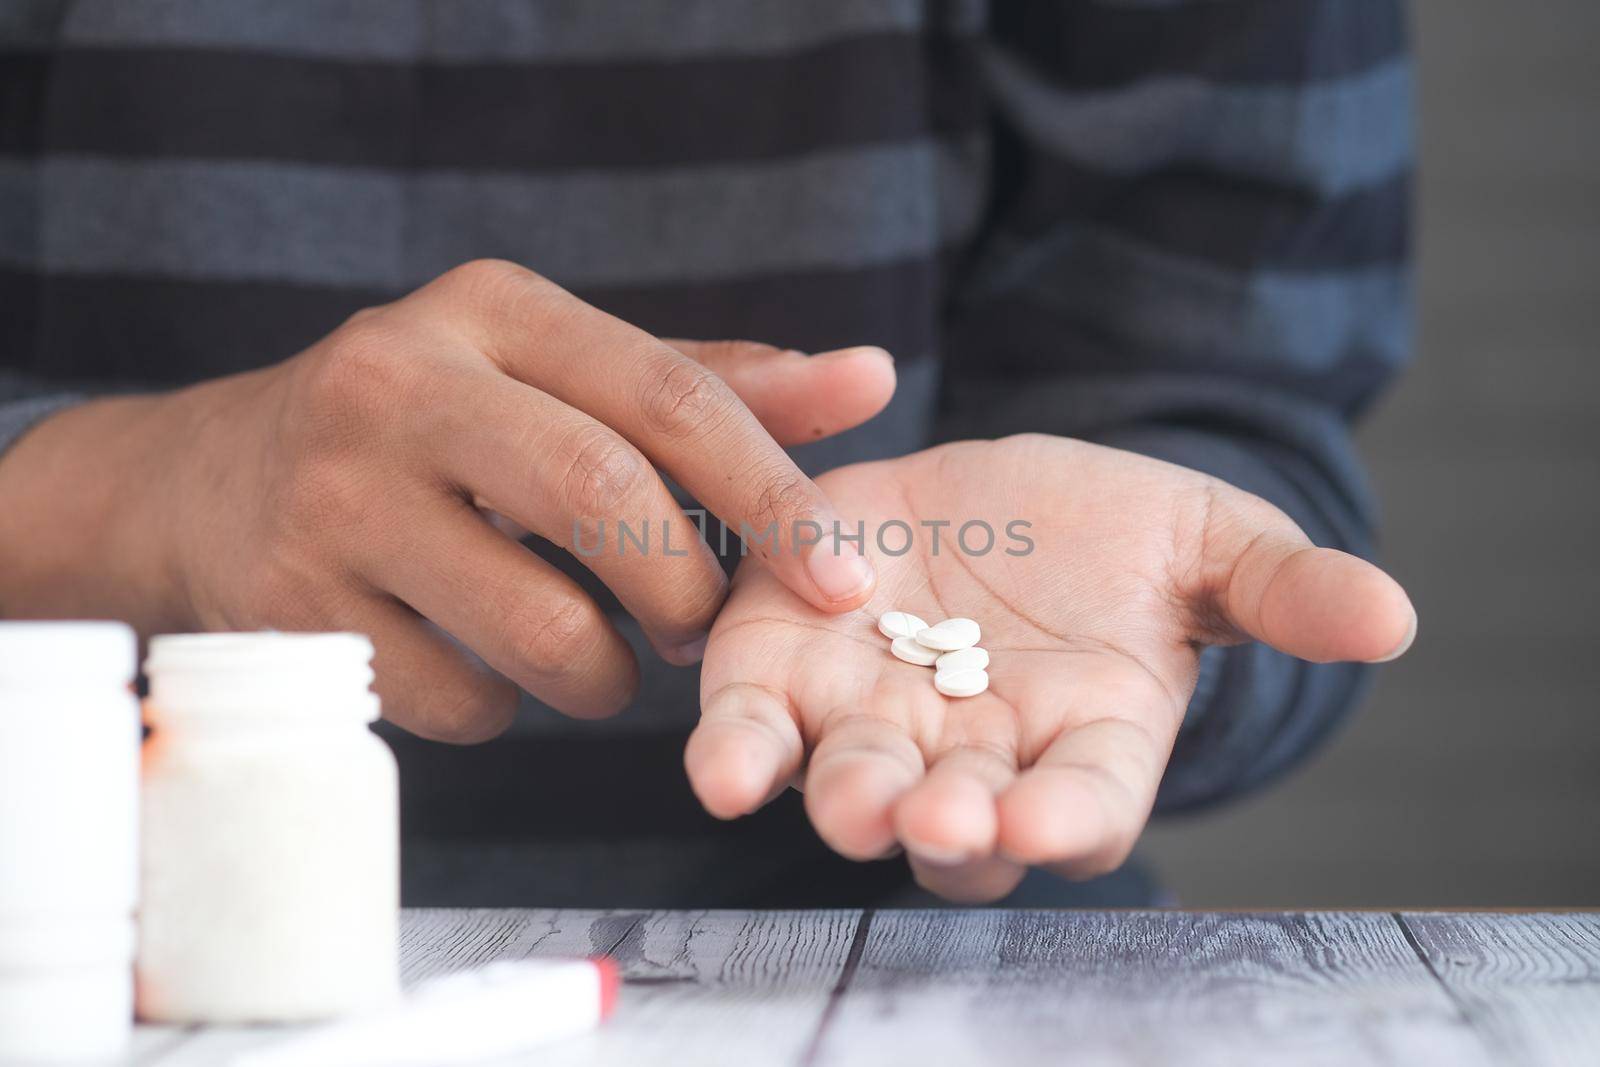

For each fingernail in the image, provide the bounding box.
[816,345,893,364]
[1374,612,1418,663]
[805,535,875,603]
[909,842,971,866]
[663,635,708,666]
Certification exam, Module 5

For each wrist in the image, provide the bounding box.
[0,391,194,632]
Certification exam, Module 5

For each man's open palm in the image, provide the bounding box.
[688,435,1416,901]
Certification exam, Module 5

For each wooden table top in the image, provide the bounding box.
[129,908,1600,1066]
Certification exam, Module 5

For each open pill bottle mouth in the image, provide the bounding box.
[144,631,380,723]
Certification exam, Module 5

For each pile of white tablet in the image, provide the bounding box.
[877,611,990,697]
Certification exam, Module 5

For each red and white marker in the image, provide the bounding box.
[235,958,620,1067]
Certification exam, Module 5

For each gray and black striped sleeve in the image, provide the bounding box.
[939,0,1413,808]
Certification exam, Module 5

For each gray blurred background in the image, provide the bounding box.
[1141,0,1600,907]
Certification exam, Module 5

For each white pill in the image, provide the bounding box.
[890,636,941,667]
[914,618,981,652]
[877,611,930,642]
[934,668,989,698]
[935,646,989,672]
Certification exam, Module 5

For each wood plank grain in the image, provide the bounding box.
[125,910,1600,1066]
[398,906,640,983]
[541,909,863,1067]
[809,911,1492,1067]
[1400,912,1600,1067]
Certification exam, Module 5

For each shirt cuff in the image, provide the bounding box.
[0,395,85,460]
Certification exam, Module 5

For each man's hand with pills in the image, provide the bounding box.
[687,434,1417,901]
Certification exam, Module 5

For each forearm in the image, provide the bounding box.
[0,392,192,631]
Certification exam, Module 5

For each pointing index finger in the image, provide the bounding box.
[421,262,876,612]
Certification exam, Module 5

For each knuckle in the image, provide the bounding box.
[420,673,517,745]
[305,316,418,425]
[439,257,539,295]
[338,303,388,330]
[422,260,573,362]
[555,428,652,519]
[509,595,598,678]
[430,259,567,321]
[749,469,817,531]
[638,355,739,440]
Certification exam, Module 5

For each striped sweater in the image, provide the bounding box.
[0,0,1411,906]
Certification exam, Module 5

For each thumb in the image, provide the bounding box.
[1202,490,1417,664]
[665,339,896,447]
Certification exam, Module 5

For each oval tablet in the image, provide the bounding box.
[914,618,981,652]
[934,668,989,698]
[877,611,930,642]
[890,636,941,667]
[935,647,989,672]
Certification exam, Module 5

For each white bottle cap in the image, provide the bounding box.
[0,620,137,687]
[144,632,379,722]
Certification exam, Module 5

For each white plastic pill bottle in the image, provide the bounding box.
[137,632,399,1023]
[0,621,140,1062]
